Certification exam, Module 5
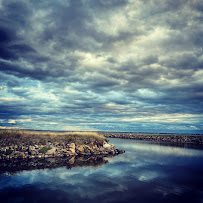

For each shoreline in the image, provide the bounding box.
[0,130,125,172]
[103,133,203,148]
[0,140,124,161]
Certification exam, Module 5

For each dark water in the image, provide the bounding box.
[0,138,203,203]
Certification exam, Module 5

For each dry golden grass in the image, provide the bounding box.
[0,129,105,145]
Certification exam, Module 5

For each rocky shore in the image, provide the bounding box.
[0,141,124,160]
[104,133,203,148]
[0,130,125,173]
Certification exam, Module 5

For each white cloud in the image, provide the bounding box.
[8,120,16,124]
[0,126,19,129]
[0,97,24,102]
[135,89,164,99]
[91,12,130,37]
[76,51,109,69]
[121,113,203,124]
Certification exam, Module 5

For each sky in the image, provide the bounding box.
[0,0,203,133]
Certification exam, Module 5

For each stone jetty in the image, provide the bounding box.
[104,133,203,148]
[0,130,125,173]
[0,140,124,174]
[0,141,124,161]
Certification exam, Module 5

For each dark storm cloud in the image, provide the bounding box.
[89,0,129,8]
[0,27,18,60]
[0,0,202,132]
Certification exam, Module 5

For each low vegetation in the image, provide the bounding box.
[0,129,105,146]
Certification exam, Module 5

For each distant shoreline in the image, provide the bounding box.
[1,129,202,136]
[103,133,203,149]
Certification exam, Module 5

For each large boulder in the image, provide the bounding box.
[46,148,56,155]
[28,146,37,155]
[103,143,114,149]
[68,143,75,154]
[69,148,75,154]
[28,145,35,151]
[69,143,75,149]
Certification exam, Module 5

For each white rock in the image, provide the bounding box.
[69,143,75,149]
[46,147,56,155]
[103,143,113,148]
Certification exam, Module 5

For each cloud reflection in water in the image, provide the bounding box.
[0,139,202,203]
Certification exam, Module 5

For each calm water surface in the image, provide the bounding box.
[0,138,203,203]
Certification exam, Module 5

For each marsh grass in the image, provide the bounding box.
[0,130,105,145]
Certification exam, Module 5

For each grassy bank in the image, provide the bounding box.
[0,130,105,146]
[0,130,125,172]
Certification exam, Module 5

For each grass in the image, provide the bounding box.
[39,147,51,154]
[0,129,105,146]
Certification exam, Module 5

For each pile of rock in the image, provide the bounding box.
[104,133,203,147]
[0,141,125,160]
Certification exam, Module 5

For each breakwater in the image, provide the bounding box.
[0,130,125,172]
[0,141,124,160]
[104,133,203,149]
[0,141,124,173]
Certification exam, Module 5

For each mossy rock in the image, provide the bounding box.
[39,147,51,154]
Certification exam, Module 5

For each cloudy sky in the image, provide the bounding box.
[0,0,203,133]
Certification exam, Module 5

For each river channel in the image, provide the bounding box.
[0,138,202,203]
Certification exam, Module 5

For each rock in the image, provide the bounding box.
[109,150,115,155]
[28,146,36,155]
[103,143,113,149]
[66,151,74,156]
[28,150,37,156]
[119,149,125,154]
[62,143,66,149]
[28,146,35,151]
[68,143,75,154]
[84,145,92,154]
[69,148,75,154]
[103,141,108,145]
[76,145,84,154]
[69,156,75,164]
[46,148,56,155]
[69,143,75,149]
[66,147,73,153]
[88,142,95,148]
[34,145,39,149]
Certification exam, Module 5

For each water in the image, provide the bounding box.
[0,138,203,203]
